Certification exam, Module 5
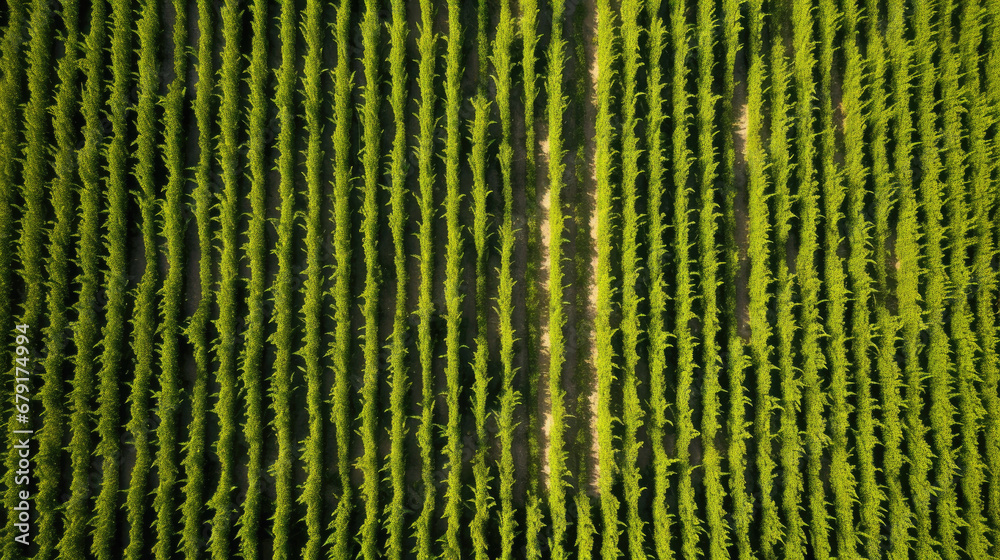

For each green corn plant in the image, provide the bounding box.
[358,0,382,557]
[300,0,325,556]
[721,1,752,556]
[919,1,961,556]
[545,1,569,558]
[745,0,780,554]
[443,1,464,555]
[470,1,493,557]
[521,0,544,555]
[329,0,353,557]
[769,4,805,558]
[385,0,410,556]
[492,2,519,558]
[888,0,931,556]
[619,1,647,557]
[0,0,26,446]
[842,0,882,556]
[870,1,912,556]
[236,0,266,555]
[571,6,596,559]
[93,0,132,555]
[791,2,833,556]
[269,0,296,555]
[967,2,999,557]
[414,0,437,556]
[695,0,727,555]
[595,1,620,559]
[36,1,78,558]
[817,0,858,556]
[646,2,674,559]
[180,0,214,554]
[58,0,106,556]
[124,0,161,557]
[4,4,51,557]
[209,0,243,554]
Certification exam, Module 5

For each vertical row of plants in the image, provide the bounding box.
[791,1,832,556]
[155,0,188,556]
[769,4,804,558]
[520,0,543,554]
[181,0,214,553]
[902,0,937,554]
[470,2,493,556]
[125,0,161,556]
[595,0,619,558]
[492,2,518,557]
[358,0,382,556]
[668,0,700,556]
[985,9,1000,544]
[841,0,881,556]
[385,0,409,556]
[745,0,779,553]
[237,0,267,555]
[571,7,596,558]
[888,0,930,555]
[645,0,673,557]
[816,0,857,555]
[545,0,568,557]
[721,0,752,555]
[0,0,25,437]
[695,0,727,554]
[951,0,990,552]
[871,1,911,555]
[619,0,646,556]
[93,0,131,555]
[414,0,437,555]
[443,1,464,555]
[269,0,296,555]
[210,0,243,553]
[5,2,51,556]
[60,0,106,555]
[329,0,353,556]
[928,1,963,556]
[973,1,1000,554]
[37,0,77,557]
[301,0,325,555]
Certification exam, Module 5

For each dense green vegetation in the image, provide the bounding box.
[0,1,997,558]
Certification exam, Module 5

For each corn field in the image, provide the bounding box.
[0,0,999,558]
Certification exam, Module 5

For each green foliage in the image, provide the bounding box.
[842,1,881,556]
[817,0,858,556]
[443,2,464,555]
[745,0,779,554]
[301,0,325,556]
[93,0,132,555]
[414,0,437,556]
[208,0,242,554]
[236,0,266,556]
[36,1,77,558]
[595,1,620,558]
[124,1,160,557]
[769,5,804,558]
[180,0,214,554]
[58,1,105,556]
[645,0,674,557]
[492,3,519,558]
[329,0,354,557]
[358,1,382,557]
[385,0,409,557]
[546,1,569,558]
[269,1,296,556]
